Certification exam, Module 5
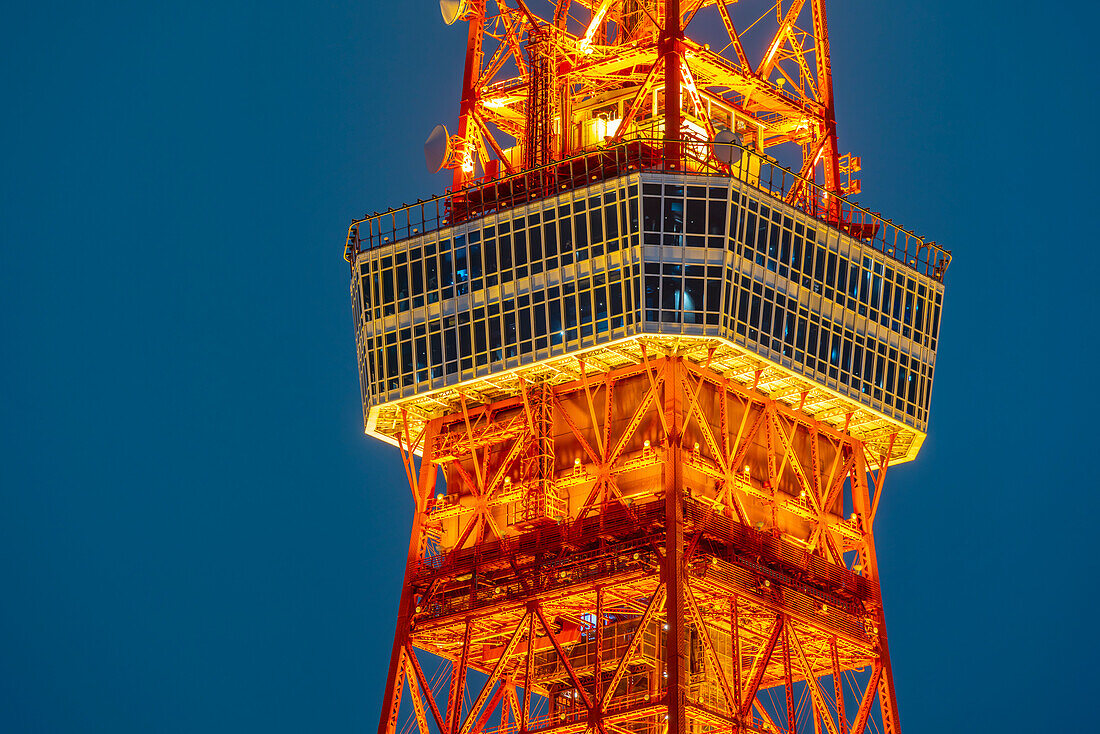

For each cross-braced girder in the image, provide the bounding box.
[440,0,845,210]
[375,355,903,734]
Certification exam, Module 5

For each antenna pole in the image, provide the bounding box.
[811,0,842,212]
[453,0,486,190]
[661,0,683,168]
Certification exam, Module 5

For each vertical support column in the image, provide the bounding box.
[559,80,572,159]
[809,0,842,212]
[524,35,556,172]
[831,638,846,734]
[873,611,902,734]
[500,687,511,734]
[378,419,443,734]
[870,620,903,734]
[450,620,473,734]
[851,443,902,734]
[782,621,796,734]
[594,587,604,705]
[660,0,682,168]
[523,613,534,733]
[731,596,742,732]
[523,383,557,522]
[663,356,687,734]
[453,0,486,190]
[552,1,571,160]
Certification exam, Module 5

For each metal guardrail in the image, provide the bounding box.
[345,139,951,282]
[411,497,874,623]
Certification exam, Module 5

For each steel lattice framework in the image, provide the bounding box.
[442,0,848,209]
[348,4,946,734]
[376,351,903,734]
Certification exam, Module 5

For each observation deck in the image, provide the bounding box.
[347,142,948,465]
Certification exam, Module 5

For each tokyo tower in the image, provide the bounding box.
[345,3,949,734]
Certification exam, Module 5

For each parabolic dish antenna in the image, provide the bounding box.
[424,124,451,174]
[440,0,467,25]
[711,128,744,167]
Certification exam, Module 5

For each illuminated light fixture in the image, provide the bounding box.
[744,465,750,473]
[643,439,651,449]
[574,457,581,467]
[693,442,700,451]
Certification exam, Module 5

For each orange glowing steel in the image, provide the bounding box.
[355,353,923,734]
[432,0,846,206]
[347,5,948,734]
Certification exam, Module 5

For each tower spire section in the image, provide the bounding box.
[661,0,683,169]
[347,4,950,734]
[453,0,487,189]
[437,0,857,210]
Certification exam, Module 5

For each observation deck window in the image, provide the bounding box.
[354,175,940,429]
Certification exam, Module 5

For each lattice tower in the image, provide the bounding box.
[345,4,950,734]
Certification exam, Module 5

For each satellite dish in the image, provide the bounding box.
[424,124,451,173]
[711,128,744,167]
[440,0,467,25]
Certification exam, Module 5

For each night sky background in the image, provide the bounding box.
[4,1,1098,732]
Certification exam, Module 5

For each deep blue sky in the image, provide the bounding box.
[3,2,1098,732]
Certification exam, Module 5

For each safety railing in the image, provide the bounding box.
[410,495,875,627]
[345,138,951,282]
